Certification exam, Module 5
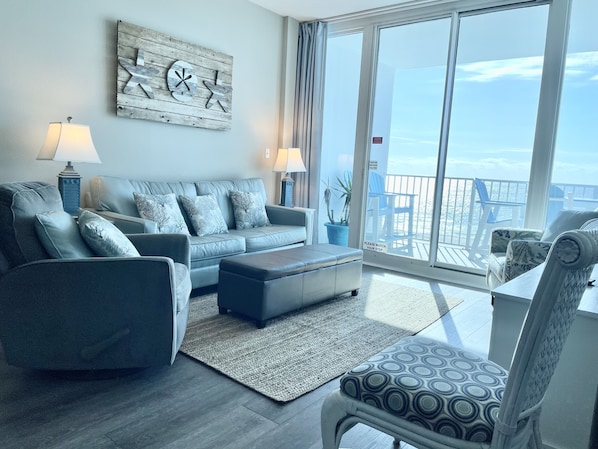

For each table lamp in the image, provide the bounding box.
[273,148,306,207]
[37,117,101,215]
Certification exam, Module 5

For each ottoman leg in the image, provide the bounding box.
[351,289,359,296]
[257,319,267,329]
[218,306,228,315]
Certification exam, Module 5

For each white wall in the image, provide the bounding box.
[0,0,291,202]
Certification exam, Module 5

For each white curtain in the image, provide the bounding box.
[293,21,327,226]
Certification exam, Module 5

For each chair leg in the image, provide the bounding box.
[393,438,402,449]
[321,391,350,449]
[529,415,544,449]
[469,206,492,258]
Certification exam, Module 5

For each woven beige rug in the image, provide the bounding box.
[180,272,462,402]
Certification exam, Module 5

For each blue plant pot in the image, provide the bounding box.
[325,222,349,246]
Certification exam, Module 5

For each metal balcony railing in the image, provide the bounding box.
[382,174,598,250]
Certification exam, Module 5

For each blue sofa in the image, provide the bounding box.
[87,176,314,289]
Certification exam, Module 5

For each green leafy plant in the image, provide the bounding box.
[323,172,352,225]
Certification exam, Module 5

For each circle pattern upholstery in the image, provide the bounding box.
[340,336,509,443]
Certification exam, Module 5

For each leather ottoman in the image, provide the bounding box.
[217,243,363,328]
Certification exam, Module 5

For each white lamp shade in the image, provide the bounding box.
[37,122,101,163]
[273,148,306,173]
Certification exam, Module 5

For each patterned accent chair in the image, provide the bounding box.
[321,226,598,449]
[486,209,598,289]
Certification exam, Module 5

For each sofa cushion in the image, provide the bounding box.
[88,176,197,217]
[541,210,598,242]
[180,194,228,237]
[188,233,246,262]
[134,192,190,235]
[78,210,140,257]
[34,210,94,259]
[229,190,271,230]
[231,225,306,252]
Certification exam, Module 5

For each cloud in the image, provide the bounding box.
[458,51,598,82]
[458,57,544,82]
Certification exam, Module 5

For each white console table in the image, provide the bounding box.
[490,265,598,449]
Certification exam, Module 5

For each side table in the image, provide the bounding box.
[490,265,598,449]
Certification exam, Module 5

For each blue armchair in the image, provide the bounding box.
[0,182,191,371]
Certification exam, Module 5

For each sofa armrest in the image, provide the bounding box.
[490,227,543,253]
[127,233,190,268]
[87,210,158,234]
[0,257,182,369]
[266,205,315,245]
[503,239,552,283]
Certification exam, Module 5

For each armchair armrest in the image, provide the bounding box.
[490,227,543,253]
[0,257,181,369]
[503,239,552,283]
[127,233,190,268]
[265,205,315,245]
[87,210,158,234]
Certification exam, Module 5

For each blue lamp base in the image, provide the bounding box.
[58,173,81,216]
[280,177,294,207]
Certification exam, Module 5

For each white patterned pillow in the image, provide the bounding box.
[78,210,140,257]
[229,191,271,230]
[133,192,189,234]
[179,194,228,237]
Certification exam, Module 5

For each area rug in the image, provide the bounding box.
[180,272,462,402]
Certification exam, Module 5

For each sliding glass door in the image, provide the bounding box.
[550,0,598,214]
[440,5,548,268]
[361,3,549,274]
[364,19,450,260]
[318,0,590,284]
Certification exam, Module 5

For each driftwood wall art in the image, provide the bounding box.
[116,20,233,131]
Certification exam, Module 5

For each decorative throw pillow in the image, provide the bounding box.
[179,194,228,237]
[133,192,189,235]
[78,209,140,257]
[229,190,271,230]
[541,209,598,242]
[34,210,95,259]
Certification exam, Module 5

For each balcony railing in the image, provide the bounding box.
[382,174,598,250]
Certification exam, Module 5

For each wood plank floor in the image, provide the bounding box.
[0,266,492,449]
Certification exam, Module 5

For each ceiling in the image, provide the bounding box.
[248,0,412,21]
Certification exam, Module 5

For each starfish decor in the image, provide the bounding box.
[119,49,160,99]
[203,71,232,112]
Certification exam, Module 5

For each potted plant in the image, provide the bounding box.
[323,172,351,246]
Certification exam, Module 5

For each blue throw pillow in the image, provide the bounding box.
[541,210,598,242]
[34,210,95,259]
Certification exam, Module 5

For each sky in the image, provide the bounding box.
[321,0,598,225]
[386,50,598,186]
